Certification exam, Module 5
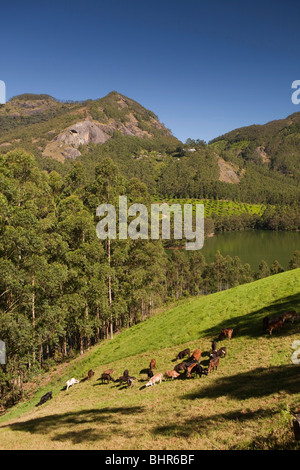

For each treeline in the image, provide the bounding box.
[211,205,300,233]
[0,150,299,409]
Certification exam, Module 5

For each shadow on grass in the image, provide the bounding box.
[153,407,275,438]
[182,364,300,401]
[2,406,144,444]
[152,406,299,449]
[201,292,300,340]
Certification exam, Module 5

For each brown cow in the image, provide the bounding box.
[88,369,95,380]
[101,373,115,383]
[186,362,199,378]
[148,358,156,378]
[281,310,299,324]
[218,328,234,341]
[190,349,201,361]
[164,370,180,380]
[175,348,190,361]
[208,357,219,373]
[268,318,284,335]
[174,361,187,374]
[103,369,114,375]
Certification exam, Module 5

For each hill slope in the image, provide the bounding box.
[0,91,178,162]
[0,270,299,450]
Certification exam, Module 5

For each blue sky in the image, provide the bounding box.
[1,0,300,142]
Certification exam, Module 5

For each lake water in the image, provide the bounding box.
[200,230,300,270]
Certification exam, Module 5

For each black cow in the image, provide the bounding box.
[37,391,52,406]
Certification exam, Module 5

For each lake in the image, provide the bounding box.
[200,230,300,270]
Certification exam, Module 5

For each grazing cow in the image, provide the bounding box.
[175,348,190,361]
[174,361,187,374]
[101,373,115,384]
[268,318,284,335]
[123,369,129,377]
[218,328,234,341]
[127,377,136,387]
[281,310,299,324]
[88,369,95,380]
[118,374,135,386]
[208,357,219,373]
[211,341,217,351]
[186,362,199,378]
[164,370,180,380]
[148,358,156,379]
[66,378,79,391]
[193,364,208,378]
[210,347,226,360]
[190,349,201,362]
[146,372,163,387]
[37,391,52,406]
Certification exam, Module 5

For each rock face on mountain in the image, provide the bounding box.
[43,120,110,160]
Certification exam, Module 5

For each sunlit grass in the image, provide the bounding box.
[0,269,299,449]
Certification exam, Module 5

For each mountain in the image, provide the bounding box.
[0,269,299,449]
[210,112,300,181]
[0,93,300,204]
[0,91,179,162]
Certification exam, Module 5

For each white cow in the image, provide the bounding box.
[146,372,163,387]
[66,377,79,391]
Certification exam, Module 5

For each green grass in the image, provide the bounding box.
[0,269,299,449]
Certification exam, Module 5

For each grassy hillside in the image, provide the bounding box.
[0,269,299,450]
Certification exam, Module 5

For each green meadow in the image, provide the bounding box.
[0,269,299,450]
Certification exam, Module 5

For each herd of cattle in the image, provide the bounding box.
[36,311,299,406]
[36,327,233,406]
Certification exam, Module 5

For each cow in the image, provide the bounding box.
[127,377,136,387]
[268,318,284,335]
[175,348,190,361]
[211,341,217,351]
[210,347,227,360]
[208,357,219,373]
[281,310,299,324]
[186,362,199,378]
[118,374,135,386]
[148,358,156,379]
[37,391,52,406]
[66,378,79,391]
[103,369,114,375]
[193,364,209,378]
[189,349,201,362]
[164,370,180,380]
[88,369,95,380]
[174,361,187,374]
[101,373,115,384]
[218,328,234,341]
[146,372,163,387]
